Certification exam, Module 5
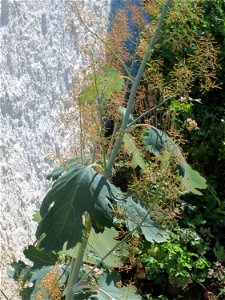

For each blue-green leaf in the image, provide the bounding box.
[36,164,119,252]
[63,227,124,268]
[8,261,68,300]
[74,272,142,300]
[46,166,65,181]
[142,126,207,195]
[118,196,165,243]
[24,245,59,269]
[23,266,68,300]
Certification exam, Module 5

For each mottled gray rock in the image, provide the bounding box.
[0,0,110,296]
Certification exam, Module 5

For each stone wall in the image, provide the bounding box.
[0,0,110,297]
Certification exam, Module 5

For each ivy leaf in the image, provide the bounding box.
[142,126,207,195]
[123,133,147,170]
[24,245,59,269]
[79,68,124,104]
[36,164,119,252]
[118,196,165,243]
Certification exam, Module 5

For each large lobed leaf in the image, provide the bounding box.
[118,196,165,243]
[142,126,207,195]
[79,68,124,104]
[74,272,142,300]
[23,245,59,269]
[36,164,119,252]
[63,227,124,268]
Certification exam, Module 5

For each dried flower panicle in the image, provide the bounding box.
[129,156,182,224]
[187,36,221,91]
[105,8,131,70]
[36,267,64,300]
[129,4,146,29]
[142,0,165,17]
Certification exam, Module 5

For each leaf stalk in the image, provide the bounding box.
[65,215,92,300]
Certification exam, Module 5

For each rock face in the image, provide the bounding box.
[0,0,110,295]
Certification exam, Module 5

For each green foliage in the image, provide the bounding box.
[142,126,207,195]
[213,241,225,263]
[36,164,119,252]
[8,260,31,283]
[46,166,65,181]
[74,272,142,300]
[141,223,210,288]
[79,68,124,104]
[8,261,68,300]
[96,272,142,300]
[142,126,184,158]
[184,105,225,197]
[63,227,124,268]
[201,0,225,55]
[8,1,224,299]
[24,246,59,269]
[118,196,165,243]
[182,188,225,236]
[143,0,225,198]
[169,100,192,113]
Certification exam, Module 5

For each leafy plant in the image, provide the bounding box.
[73,271,142,300]
[141,224,210,289]
[8,1,221,300]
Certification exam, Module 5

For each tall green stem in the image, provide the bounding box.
[65,215,92,300]
[104,0,173,179]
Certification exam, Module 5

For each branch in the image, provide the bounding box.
[127,96,174,127]
[65,215,92,300]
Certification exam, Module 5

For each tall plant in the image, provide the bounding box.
[7,1,214,299]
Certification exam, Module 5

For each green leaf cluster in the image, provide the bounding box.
[141,224,210,288]
[79,68,124,104]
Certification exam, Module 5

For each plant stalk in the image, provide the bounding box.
[104,0,173,179]
[65,215,92,300]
